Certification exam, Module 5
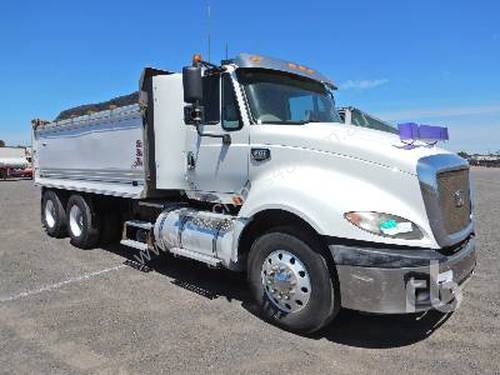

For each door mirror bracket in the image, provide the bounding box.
[195,127,231,145]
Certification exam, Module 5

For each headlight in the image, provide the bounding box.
[344,211,423,240]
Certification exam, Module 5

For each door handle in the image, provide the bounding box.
[187,152,196,170]
[251,148,271,161]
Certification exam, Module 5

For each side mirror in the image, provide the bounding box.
[182,66,203,104]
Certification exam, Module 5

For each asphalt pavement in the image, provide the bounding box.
[0,168,498,374]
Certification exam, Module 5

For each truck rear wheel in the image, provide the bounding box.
[247,228,339,334]
[66,194,101,249]
[41,190,67,238]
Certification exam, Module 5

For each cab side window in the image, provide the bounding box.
[202,74,220,124]
[222,74,242,130]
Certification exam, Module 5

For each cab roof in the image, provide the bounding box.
[233,53,336,89]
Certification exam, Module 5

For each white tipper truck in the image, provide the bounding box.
[32,53,476,333]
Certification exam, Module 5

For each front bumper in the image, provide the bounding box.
[328,235,477,314]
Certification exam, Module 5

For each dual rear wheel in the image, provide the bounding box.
[66,194,101,249]
[41,190,67,238]
[41,190,121,248]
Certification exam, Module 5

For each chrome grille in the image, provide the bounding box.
[437,169,471,235]
[417,154,473,247]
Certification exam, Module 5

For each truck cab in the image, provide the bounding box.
[34,53,476,334]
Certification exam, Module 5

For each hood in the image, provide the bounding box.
[254,122,455,175]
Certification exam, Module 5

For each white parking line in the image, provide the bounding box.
[0,264,126,303]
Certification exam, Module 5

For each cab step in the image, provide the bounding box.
[121,219,154,252]
[120,239,149,252]
[124,220,154,230]
[121,219,222,268]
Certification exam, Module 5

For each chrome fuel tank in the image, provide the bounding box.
[154,207,244,268]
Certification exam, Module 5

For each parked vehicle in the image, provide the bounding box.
[32,53,476,333]
[9,167,33,178]
[0,146,29,179]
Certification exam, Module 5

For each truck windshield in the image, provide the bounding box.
[237,69,341,124]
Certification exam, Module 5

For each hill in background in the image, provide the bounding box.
[54,92,139,121]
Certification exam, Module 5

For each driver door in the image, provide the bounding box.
[185,73,249,200]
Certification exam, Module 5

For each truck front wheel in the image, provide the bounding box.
[247,228,339,334]
[41,190,67,238]
[66,194,101,249]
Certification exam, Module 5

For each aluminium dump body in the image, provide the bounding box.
[33,104,146,198]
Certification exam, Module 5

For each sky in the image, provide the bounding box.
[0,0,498,153]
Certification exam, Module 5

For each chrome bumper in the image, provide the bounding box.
[329,236,477,314]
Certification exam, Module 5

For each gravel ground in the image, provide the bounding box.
[0,168,498,374]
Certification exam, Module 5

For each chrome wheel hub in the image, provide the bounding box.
[69,205,84,237]
[261,250,312,313]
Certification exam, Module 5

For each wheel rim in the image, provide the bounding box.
[44,200,56,228]
[261,250,312,313]
[69,205,84,238]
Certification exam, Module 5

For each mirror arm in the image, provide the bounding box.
[195,124,231,145]
[192,101,231,145]
[197,60,226,74]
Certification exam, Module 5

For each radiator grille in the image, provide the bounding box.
[437,169,471,234]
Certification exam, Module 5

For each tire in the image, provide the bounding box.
[247,227,339,334]
[66,194,101,249]
[41,190,67,238]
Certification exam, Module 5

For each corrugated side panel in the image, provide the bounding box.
[33,105,146,198]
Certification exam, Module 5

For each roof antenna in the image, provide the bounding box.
[225,42,228,60]
[207,5,212,63]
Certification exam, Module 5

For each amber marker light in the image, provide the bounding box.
[232,196,244,205]
[250,55,263,63]
[192,53,203,64]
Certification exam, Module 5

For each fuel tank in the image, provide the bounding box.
[154,207,238,263]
